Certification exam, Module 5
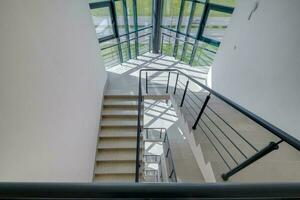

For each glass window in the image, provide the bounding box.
[126,0,135,33]
[189,3,205,37]
[90,7,114,39]
[162,0,181,30]
[209,0,236,7]
[137,0,152,29]
[203,10,232,41]
[114,1,126,35]
[179,1,192,33]
[100,39,120,68]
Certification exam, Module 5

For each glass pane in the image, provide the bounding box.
[189,2,204,37]
[175,35,185,60]
[203,10,232,41]
[90,7,114,39]
[209,0,236,7]
[162,0,181,30]
[139,34,151,55]
[192,42,218,67]
[100,39,120,68]
[115,1,126,35]
[137,0,152,29]
[161,31,176,57]
[179,1,192,33]
[126,0,135,33]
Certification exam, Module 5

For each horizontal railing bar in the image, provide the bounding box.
[161,26,220,47]
[139,68,300,152]
[182,100,198,119]
[189,91,259,152]
[101,33,151,51]
[202,114,248,159]
[161,26,197,40]
[162,33,194,45]
[119,26,152,38]
[1,182,300,198]
[197,122,232,170]
[185,92,204,110]
[180,86,241,166]
[200,119,239,165]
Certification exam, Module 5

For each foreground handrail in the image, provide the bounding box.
[0,182,299,199]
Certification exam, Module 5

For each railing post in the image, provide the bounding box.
[173,73,179,94]
[180,80,189,107]
[161,35,164,54]
[166,148,170,158]
[163,132,167,142]
[160,129,162,139]
[221,140,282,181]
[146,72,148,94]
[146,129,149,139]
[166,72,171,93]
[149,34,151,52]
[192,93,211,129]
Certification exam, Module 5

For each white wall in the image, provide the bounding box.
[0,0,106,181]
[212,0,300,139]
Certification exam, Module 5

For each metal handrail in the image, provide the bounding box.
[136,68,300,182]
[1,182,300,199]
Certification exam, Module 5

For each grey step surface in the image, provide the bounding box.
[100,127,138,138]
[98,137,141,149]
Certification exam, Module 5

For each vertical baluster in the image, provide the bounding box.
[146,72,148,94]
[173,73,179,94]
[192,93,211,129]
[161,35,164,54]
[166,72,171,93]
[180,80,189,107]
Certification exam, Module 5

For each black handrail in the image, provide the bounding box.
[1,182,299,199]
[136,68,300,182]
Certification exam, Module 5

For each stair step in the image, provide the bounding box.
[104,94,139,100]
[100,127,138,138]
[96,149,140,161]
[95,161,136,174]
[103,99,143,108]
[94,174,135,182]
[101,117,142,127]
[98,138,139,149]
[102,107,140,117]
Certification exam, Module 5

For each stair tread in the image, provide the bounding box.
[94,174,135,182]
[102,108,139,116]
[104,99,139,106]
[98,138,140,149]
[101,117,142,127]
[104,94,139,99]
[96,149,139,161]
[100,127,138,138]
[95,161,136,174]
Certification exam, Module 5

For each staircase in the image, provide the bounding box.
[94,94,144,182]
